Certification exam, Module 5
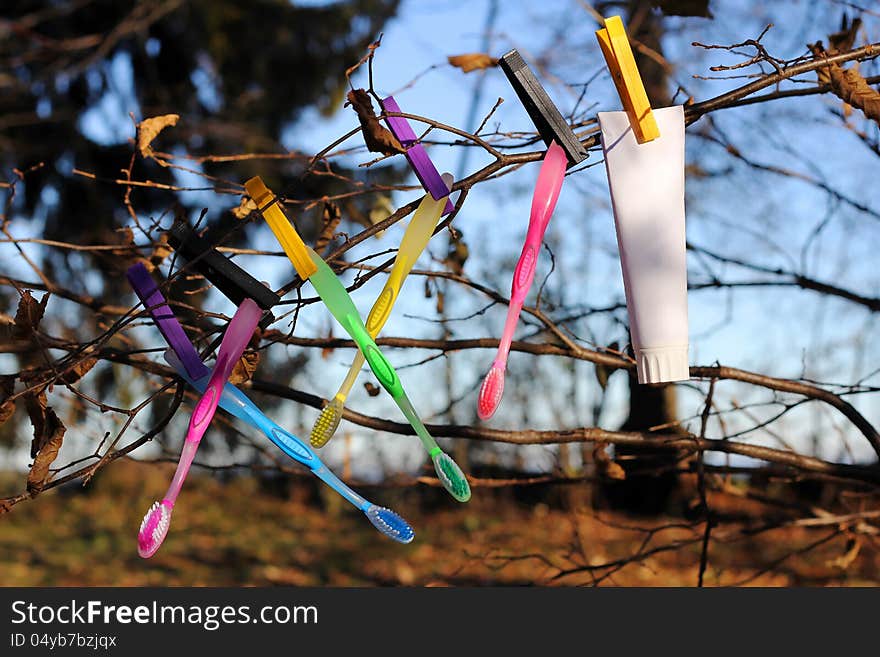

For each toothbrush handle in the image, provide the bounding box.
[497,237,542,362]
[181,296,257,445]
[337,263,406,400]
[216,299,261,368]
[163,371,224,504]
[336,350,366,401]
[344,316,439,455]
[163,438,200,504]
[247,411,368,510]
[527,141,567,241]
[365,263,406,337]
[494,142,567,365]
[495,292,525,366]
[311,466,368,510]
[165,299,260,502]
[394,391,440,455]
[345,317,400,394]
[247,409,317,468]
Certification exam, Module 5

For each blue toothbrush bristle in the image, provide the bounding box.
[366,505,415,544]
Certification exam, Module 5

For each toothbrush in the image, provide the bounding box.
[126,263,413,544]
[477,141,567,420]
[311,174,453,449]
[163,349,414,543]
[137,297,261,558]
[246,176,470,503]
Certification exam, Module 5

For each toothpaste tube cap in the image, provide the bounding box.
[635,345,689,384]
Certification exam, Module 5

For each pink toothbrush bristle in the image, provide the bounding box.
[477,367,505,420]
[137,500,172,559]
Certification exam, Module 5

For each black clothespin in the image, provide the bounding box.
[498,49,588,167]
[166,220,279,328]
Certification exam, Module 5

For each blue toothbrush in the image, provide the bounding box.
[161,349,412,543]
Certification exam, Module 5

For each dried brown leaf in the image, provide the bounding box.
[346,89,404,155]
[594,363,611,390]
[232,196,258,220]
[593,443,626,480]
[117,226,135,246]
[445,238,469,275]
[27,407,65,493]
[368,194,394,234]
[447,53,499,73]
[0,374,15,426]
[0,400,14,426]
[364,382,380,397]
[58,357,98,385]
[315,202,342,255]
[150,232,173,268]
[320,326,335,360]
[25,388,48,457]
[228,350,260,386]
[810,41,833,85]
[828,65,880,123]
[13,290,49,338]
[1,374,14,398]
[97,226,140,272]
[137,113,179,157]
[604,460,626,481]
[828,16,862,54]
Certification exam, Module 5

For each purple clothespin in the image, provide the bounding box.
[380,96,455,215]
[126,262,209,380]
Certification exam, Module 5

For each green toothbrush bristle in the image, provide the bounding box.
[310,401,341,448]
[433,452,471,502]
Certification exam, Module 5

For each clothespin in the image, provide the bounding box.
[595,15,660,144]
[379,96,455,215]
[126,262,210,380]
[244,176,317,281]
[498,49,588,167]
[166,220,280,328]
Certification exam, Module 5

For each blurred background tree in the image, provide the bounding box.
[0,0,402,443]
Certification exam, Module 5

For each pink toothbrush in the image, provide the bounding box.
[477,141,567,420]
[137,298,261,558]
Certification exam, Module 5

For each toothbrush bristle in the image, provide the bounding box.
[137,500,172,558]
[477,366,505,420]
[310,400,342,448]
[365,505,415,544]
[433,452,471,502]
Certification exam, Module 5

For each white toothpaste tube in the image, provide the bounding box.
[598,105,689,384]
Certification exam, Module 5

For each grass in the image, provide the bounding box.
[0,462,877,586]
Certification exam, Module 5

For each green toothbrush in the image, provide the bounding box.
[311,174,453,449]
[246,176,470,502]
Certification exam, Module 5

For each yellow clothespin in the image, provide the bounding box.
[596,15,660,144]
[245,176,317,279]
